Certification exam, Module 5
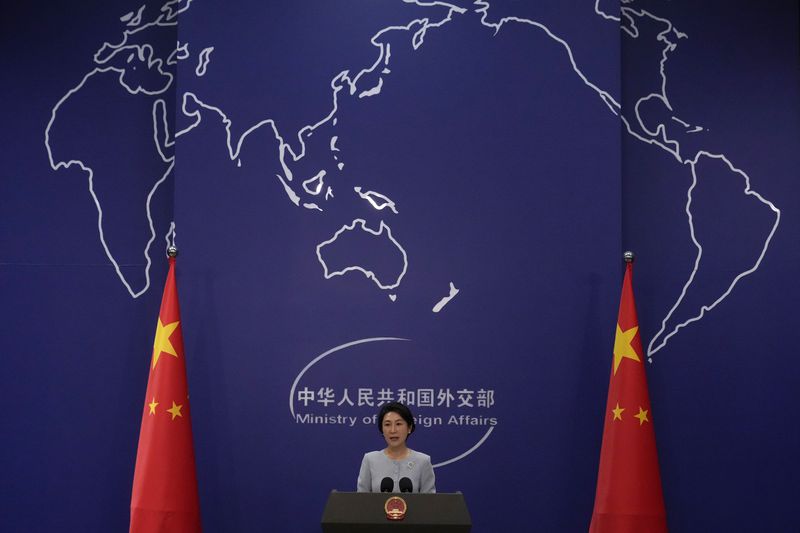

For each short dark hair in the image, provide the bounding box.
[377,401,415,435]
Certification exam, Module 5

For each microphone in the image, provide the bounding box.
[380,477,394,493]
[399,477,413,493]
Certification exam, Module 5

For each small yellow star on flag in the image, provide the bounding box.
[612,402,625,421]
[152,319,180,369]
[167,401,183,420]
[635,407,650,425]
[613,324,640,374]
[148,397,159,415]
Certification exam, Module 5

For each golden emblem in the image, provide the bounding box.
[384,495,407,520]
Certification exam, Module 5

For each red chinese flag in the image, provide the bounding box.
[131,257,201,532]
[590,262,667,533]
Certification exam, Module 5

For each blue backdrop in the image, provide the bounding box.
[1,1,798,531]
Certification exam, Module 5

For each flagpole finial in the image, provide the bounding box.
[623,251,635,263]
[167,246,179,258]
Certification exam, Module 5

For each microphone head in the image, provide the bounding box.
[399,477,413,493]
[380,477,394,492]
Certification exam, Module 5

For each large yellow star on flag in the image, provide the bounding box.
[152,319,180,369]
[613,324,640,374]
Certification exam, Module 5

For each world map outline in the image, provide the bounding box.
[44,0,781,360]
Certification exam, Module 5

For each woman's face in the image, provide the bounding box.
[382,411,411,449]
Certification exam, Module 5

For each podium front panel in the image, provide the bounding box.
[321,491,471,532]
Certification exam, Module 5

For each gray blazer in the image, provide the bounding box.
[357,449,436,493]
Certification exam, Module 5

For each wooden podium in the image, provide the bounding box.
[321,491,472,532]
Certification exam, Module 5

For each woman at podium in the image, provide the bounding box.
[357,401,436,493]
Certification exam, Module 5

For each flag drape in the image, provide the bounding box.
[131,257,201,533]
[590,261,667,533]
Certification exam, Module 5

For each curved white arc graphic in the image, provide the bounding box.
[289,337,410,419]
[433,426,495,469]
[290,336,495,468]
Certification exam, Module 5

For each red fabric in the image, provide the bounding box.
[590,263,667,533]
[131,258,201,533]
